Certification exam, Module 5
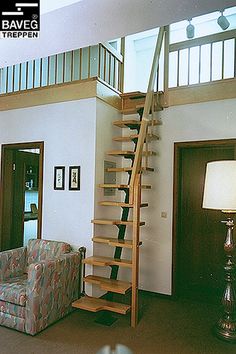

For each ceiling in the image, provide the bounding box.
[41,0,83,14]
[0,0,235,67]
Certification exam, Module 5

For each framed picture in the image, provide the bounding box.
[54,166,65,190]
[69,166,80,190]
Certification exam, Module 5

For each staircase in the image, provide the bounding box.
[72,27,165,327]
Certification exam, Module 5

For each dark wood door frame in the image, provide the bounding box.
[0,141,44,250]
[172,138,236,298]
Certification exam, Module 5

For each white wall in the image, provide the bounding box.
[0,98,97,254]
[137,97,236,294]
[1,95,236,295]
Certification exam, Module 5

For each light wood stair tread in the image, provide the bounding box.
[92,236,142,248]
[113,134,159,142]
[83,275,132,294]
[72,296,131,315]
[91,219,145,226]
[120,91,146,99]
[83,256,132,268]
[106,167,154,172]
[107,150,157,157]
[98,201,148,207]
[113,119,161,128]
[98,183,151,189]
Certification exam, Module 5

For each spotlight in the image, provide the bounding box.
[186,19,195,39]
[217,11,230,30]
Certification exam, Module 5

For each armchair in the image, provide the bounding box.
[0,239,81,335]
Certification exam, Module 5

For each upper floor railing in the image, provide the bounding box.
[0,41,124,95]
[165,29,236,89]
[0,28,235,97]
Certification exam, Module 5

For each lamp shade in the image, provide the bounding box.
[217,14,230,30]
[202,161,236,212]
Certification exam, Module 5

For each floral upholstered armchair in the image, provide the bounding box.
[0,239,81,335]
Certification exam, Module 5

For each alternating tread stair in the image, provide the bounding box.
[73,113,159,326]
[73,26,165,327]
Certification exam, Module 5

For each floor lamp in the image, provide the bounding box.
[202,160,236,342]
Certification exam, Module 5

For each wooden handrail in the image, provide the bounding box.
[129,27,165,203]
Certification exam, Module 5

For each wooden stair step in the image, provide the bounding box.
[106,167,154,172]
[113,119,161,128]
[92,236,141,248]
[72,296,131,315]
[113,134,159,142]
[83,256,132,268]
[120,107,141,115]
[83,275,132,294]
[91,219,145,226]
[98,201,148,208]
[120,91,146,99]
[98,183,151,189]
[107,150,156,157]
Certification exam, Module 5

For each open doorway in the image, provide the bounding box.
[173,139,236,304]
[0,142,44,251]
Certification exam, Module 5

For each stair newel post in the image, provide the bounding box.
[131,173,142,327]
[78,246,87,297]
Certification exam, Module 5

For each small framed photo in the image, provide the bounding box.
[54,166,65,190]
[69,166,80,191]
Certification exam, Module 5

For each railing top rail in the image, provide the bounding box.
[100,42,123,63]
[170,29,236,52]
[129,27,165,203]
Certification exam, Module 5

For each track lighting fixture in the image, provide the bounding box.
[186,19,195,39]
[217,11,230,30]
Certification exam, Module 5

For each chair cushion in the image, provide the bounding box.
[0,275,27,306]
[27,239,71,265]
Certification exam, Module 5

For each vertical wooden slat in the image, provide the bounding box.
[71,50,74,82]
[187,47,190,85]
[198,45,201,83]
[177,50,180,87]
[113,56,116,89]
[55,55,58,84]
[118,62,121,92]
[104,48,107,82]
[19,63,22,91]
[26,62,28,89]
[88,46,91,78]
[210,43,213,82]
[79,48,82,80]
[47,56,50,85]
[222,40,225,80]
[62,52,65,83]
[32,60,35,88]
[108,52,111,85]
[98,44,101,78]
[131,173,141,328]
[6,67,8,93]
[12,65,15,92]
[39,58,42,87]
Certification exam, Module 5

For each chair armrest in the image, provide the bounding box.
[25,252,80,335]
[0,246,27,281]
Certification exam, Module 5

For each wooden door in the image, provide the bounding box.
[175,143,235,303]
[0,142,43,251]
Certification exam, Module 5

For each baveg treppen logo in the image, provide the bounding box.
[0,0,40,39]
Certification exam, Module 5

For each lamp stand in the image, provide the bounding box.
[215,216,236,342]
